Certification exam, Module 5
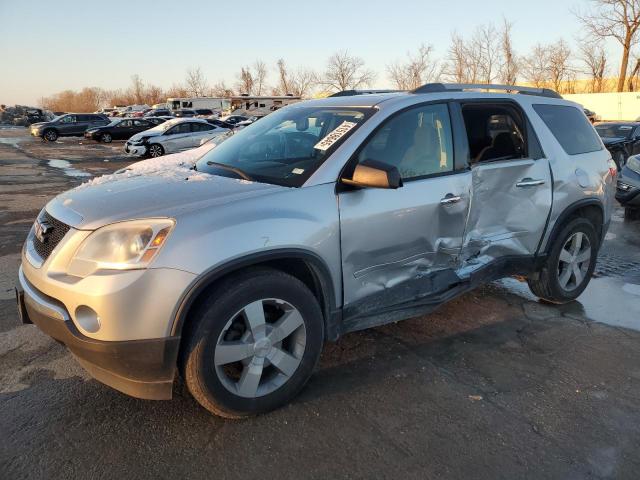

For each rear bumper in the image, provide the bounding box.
[16,267,179,400]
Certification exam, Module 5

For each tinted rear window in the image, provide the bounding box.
[533,104,602,155]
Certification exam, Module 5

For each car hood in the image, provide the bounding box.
[30,121,52,128]
[602,136,627,146]
[128,129,164,142]
[45,153,285,230]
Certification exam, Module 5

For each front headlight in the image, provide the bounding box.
[68,219,175,277]
[627,155,640,174]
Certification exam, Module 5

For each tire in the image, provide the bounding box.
[43,129,58,142]
[148,143,164,158]
[614,150,626,170]
[527,218,598,303]
[624,207,640,221]
[100,133,112,143]
[180,268,324,418]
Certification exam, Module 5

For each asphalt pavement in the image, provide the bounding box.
[1,128,640,479]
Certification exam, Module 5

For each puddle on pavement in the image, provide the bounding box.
[0,137,23,147]
[47,159,91,178]
[497,276,640,332]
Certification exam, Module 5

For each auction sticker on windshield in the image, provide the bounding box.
[314,121,358,151]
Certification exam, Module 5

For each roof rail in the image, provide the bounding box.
[328,89,402,97]
[411,83,562,99]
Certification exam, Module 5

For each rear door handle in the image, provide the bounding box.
[440,194,462,205]
[516,178,545,187]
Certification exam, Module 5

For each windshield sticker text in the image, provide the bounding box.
[314,121,358,151]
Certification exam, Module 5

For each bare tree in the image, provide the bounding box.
[474,24,499,83]
[236,67,255,95]
[276,59,291,95]
[548,39,574,92]
[499,18,519,85]
[579,40,608,92]
[387,43,440,90]
[446,33,468,82]
[253,60,268,95]
[211,81,234,97]
[444,26,495,84]
[320,51,375,92]
[130,75,145,104]
[165,83,189,98]
[185,67,208,97]
[523,43,552,88]
[576,0,640,92]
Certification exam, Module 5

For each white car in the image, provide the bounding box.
[124,118,230,158]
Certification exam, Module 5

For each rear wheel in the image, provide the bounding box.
[180,268,324,418]
[527,218,598,303]
[100,133,112,143]
[43,129,58,142]
[148,143,164,158]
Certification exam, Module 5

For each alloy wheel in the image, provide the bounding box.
[101,133,112,143]
[214,298,306,398]
[149,145,163,157]
[44,131,57,142]
[557,231,592,291]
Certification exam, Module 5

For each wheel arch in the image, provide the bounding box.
[170,249,341,344]
[542,198,605,255]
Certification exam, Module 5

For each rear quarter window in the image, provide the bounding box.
[533,104,602,155]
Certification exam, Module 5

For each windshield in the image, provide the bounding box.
[195,106,374,187]
[595,124,635,139]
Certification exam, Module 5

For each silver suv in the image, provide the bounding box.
[16,84,616,417]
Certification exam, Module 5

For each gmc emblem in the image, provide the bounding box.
[34,220,52,243]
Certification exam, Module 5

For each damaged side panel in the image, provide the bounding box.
[458,158,553,275]
[338,171,472,324]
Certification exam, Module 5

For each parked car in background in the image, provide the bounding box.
[84,118,159,143]
[30,113,110,141]
[124,118,230,157]
[174,109,197,118]
[594,122,640,169]
[144,109,172,117]
[144,116,172,125]
[584,108,596,123]
[17,84,615,418]
[220,114,251,125]
[204,117,235,130]
[194,108,214,117]
[616,154,640,219]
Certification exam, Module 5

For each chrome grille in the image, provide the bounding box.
[32,211,70,261]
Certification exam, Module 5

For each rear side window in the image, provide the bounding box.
[533,104,602,155]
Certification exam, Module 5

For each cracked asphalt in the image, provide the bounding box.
[1,128,640,479]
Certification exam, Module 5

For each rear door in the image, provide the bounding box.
[339,102,472,321]
[458,101,553,266]
[73,115,91,135]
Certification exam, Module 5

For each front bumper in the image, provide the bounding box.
[125,143,146,156]
[84,131,99,140]
[30,128,42,137]
[616,168,640,206]
[17,267,180,400]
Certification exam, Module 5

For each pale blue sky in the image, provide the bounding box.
[0,0,611,105]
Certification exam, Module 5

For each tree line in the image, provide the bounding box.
[39,1,640,113]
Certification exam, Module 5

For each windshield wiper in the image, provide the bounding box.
[206,161,253,181]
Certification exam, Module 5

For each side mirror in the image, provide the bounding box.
[341,160,403,189]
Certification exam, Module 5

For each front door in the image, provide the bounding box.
[338,103,471,324]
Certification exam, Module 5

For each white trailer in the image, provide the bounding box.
[168,97,231,113]
[564,92,640,121]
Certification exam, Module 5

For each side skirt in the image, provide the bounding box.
[339,254,543,336]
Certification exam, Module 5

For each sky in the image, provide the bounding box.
[0,0,612,106]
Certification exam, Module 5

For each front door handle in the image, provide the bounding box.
[516,178,545,187]
[440,194,462,205]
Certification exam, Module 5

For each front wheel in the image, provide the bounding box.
[180,268,324,418]
[43,129,58,142]
[148,143,164,158]
[527,218,598,303]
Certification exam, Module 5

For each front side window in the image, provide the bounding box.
[60,115,75,123]
[595,123,635,139]
[196,106,374,187]
[533,104,602,155]
[167,123,191,135]
[356,103,454,180]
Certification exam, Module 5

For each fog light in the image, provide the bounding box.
[75,305,101,333]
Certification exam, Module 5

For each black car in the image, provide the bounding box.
[30,113,110,142]
[84,118,157,143]
[595,122,640,168]
[173,109,197,118]
[194,108,214,116]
